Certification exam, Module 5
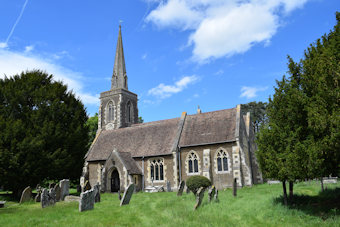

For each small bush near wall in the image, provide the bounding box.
[186,176,211,194]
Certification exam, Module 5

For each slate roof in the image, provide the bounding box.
[179,108,237,147]
[86,107,238,162]
[86,118,180,161]
[116,152,142,174]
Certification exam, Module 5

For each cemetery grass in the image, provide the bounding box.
[0,181,339,227]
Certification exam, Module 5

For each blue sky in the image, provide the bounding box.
[0,0,338,122]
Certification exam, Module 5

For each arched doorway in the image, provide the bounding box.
[111,169,120,192]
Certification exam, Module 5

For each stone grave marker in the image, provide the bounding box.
[48,188,56,205]
[35,191,41,202]
[166,180,172,192]
[19,186,32,204]
[194,187,205,210]
[93,183,101,203]
[41,188,56,208]
[59,179,70,201]
[49,183,56,189]
[120,184,135,206]
[54,184,61,202]
[208,186,216,202]
[214,189,219,202]
[79,189,95,212]
[177,181,185,196]
[233,178,237,197]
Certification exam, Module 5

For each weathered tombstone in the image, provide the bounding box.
[49,183,56,189]
[59,179,70,201]
[120,184,135,206]
[0,201,6,208]
[35,191,41,202]
[19,186,32,204]
[233,178,237,197]
[48,188,56,205]
[194,187,205,210]
[118,190,122,200]
[166,180,172,192]
[54,184,61,202]
[177,181,185,196]
[93,183,101,203]
[79,189,95,212]
[214,189,219,202]
[41,188,53,208]
[208,186,216,202]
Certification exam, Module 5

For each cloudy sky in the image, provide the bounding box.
[0,0,338,122]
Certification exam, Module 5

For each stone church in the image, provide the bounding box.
[81,26,262,192]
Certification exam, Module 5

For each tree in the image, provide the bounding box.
[241,101,267,133]
[86,113,98,147]
[0,70,89,197]
[138,116,144,123]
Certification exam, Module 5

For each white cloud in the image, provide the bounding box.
[24,45,34,53]
[145,0,310,62]
[215,69,224,75]
[0,42,8,49]
[0,48,99,105]
[240,86,268,99]
[148,75,199,99]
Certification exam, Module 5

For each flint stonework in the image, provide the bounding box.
[194,187,205,210]
[120,184,135,206]
[54,184,61,202]
[177,181,185,196]
[59,179,70,201]
[79,189,95,212]
[19,186,32,204]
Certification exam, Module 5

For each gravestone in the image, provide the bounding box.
[194,187,205,210]
[214,189,219,202]
[41,188,56,208]
[208,186,216,202]
[19,186,32,204]
[177,181,185,196]
[59,179,70,201]
[118,190,122,200]
[79,189,95,212]
[35,191,41,202]
[64,195,80,202]
[120,184,135,206]
[166,181,172,192]
[54,184,61,202]
[93,183,101,203]
[49,183,56,189]
[233,178,237,197]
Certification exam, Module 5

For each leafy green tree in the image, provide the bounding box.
[0,70,89,197]
[241,101,267,133]
[86,113,98,147]
[138,116,144,123]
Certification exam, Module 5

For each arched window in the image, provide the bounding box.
[187,151,199,174]
[127,101,132,123]
[150,159,164,181]
[216,149,229,172]
[107,101,114,122]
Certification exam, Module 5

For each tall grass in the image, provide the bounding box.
[0,181,339,227]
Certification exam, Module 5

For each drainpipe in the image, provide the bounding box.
[178,147,182,183]
[142,156,145,191]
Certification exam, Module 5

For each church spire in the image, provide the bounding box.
[111,25,128,90]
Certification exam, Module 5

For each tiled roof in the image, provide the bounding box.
[179,108,237,147]
[116,152,142,175]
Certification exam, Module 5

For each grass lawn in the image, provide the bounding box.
[0,181,339,227]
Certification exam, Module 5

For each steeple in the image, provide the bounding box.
[111,25,128,90]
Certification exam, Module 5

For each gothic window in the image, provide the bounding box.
[107,101,114,122]
[216,149,229,172]
[187,151,199,174]
[150,159,164,181]
[127,101,132,123]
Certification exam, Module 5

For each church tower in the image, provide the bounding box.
[98,25,138,130]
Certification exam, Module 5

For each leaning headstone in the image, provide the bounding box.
[79,189,95,212]
[64,195,80,202]
[177,181,185,196]
[118,190,122,200]
[166,181,172,192]
[41,188,55,208]
[233,178,237,197]
[208,186,216,202]
[214,189,219,202]
[48,188,56,205]
[54,184,61,202]
[120,184,135,206]
[19,186,32,204]
[194,187,205,210]
[93,183,101,203]
[59,179,70,201]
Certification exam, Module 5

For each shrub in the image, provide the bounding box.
[186,175,211,194]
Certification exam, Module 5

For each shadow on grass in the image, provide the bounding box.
[274,187,340,220]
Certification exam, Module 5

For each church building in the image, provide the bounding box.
[81,26,263,192]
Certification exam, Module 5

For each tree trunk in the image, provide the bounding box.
[320,177,324,192]
[289,181,294,201]
[282,180,288,206]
